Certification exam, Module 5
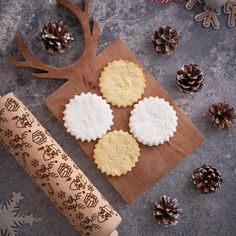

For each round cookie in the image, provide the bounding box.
[63,93,113,142]
[99,59,146,108]
[93,130,140,176]
[129,97,178,146]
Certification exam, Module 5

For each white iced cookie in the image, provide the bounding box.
[63,93,113,142]
[129,97,178,146]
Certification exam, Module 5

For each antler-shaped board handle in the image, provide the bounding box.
[8,0,100,86]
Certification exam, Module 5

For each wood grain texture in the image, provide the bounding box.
[8,0,204,203]
[45,39,204,203]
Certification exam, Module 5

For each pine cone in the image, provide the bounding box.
[192,165,223,194]
[176,64,204,94]
[153,195,181,225]
[151,25,179,56]
[209,102,235,130]
[40,21,74,53]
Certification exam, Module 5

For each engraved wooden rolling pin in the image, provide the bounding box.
[0,92,121,236]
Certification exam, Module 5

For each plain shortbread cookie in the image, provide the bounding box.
[129,97,178,146]
[63,93,113,142]
[93,130,140,176]
[99,59,146,108]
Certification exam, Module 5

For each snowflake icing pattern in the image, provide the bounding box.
[0,192,41,236]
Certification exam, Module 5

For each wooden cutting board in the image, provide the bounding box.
[8,0,204,203]
[44,39,204,203]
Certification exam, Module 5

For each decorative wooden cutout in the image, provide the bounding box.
[186,0,236,29]
[186,0,203,10]
[8,0,204,203]
[224,0,236,27]
[0,192,41,236]
[195,5,221,29]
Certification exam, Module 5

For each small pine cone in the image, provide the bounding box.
[153,195,181,225]
[40,21,74,53]
[209,102,235,130]
[176,64,204,94]
[192,165,223,194]
[151,25,179,56]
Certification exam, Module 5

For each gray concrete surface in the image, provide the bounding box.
[0,0,235,235]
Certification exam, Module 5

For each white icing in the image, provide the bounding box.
[129,97,178,146]
[63,93,113,142]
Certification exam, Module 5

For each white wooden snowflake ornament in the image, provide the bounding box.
[0,192,41,236]
[186,0,236,29]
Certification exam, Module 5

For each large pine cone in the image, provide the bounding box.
[209,102,235,130]
[40,21,74,53]
[176,64,204,94]
[151,25,179,56]
[192,165,223,194]
[153,195,181,225]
